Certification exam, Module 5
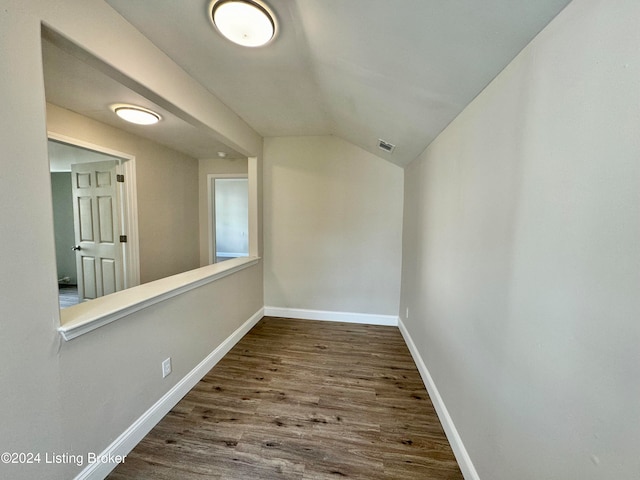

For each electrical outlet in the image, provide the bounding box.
[162,357,172,378]
[406,307,410,319]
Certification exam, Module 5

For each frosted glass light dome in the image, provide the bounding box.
[113,106,161,125]
[211,0,276,47]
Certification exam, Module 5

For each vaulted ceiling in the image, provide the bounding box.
[101,0,571,166]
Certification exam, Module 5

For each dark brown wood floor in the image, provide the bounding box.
[107,317,463,480]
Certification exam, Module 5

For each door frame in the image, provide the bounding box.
[207,173,249,264]
[48,132,140,289]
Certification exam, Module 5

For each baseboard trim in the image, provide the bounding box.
[398,318,480,480]
[74,307,264,480]
[264,306,398,326]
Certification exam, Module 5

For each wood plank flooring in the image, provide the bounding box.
[107,317,463,480]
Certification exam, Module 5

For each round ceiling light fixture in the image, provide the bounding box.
[210,0,277,47]
[112,105,161,125]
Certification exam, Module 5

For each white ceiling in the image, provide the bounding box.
[42,1,574,166]
[42,36,246,160]
[103,0,572,167]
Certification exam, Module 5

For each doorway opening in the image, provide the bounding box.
[208,175,249,264]
[48,135,139,308]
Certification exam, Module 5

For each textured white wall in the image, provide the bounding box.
[400,0,640,478]
[50,172,77,284]
[0,2,262,479]
[264,135,403,316]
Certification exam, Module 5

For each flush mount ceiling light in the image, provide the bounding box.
[112,104,161,125]
[210,0,277,47]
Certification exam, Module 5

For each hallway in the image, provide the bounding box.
[107,317,462,479]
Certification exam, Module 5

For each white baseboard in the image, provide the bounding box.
[73,309,475,480]
[264,306,398,326]
[398,318,480,480]
[74,307,264,480]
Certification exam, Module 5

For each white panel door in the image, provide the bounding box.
[71,160,123,301]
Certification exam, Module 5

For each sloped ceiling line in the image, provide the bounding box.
[98,0,572,166]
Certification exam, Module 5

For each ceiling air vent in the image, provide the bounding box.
[378,139,395,153]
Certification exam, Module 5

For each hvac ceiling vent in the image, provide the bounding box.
[378,139,395,153]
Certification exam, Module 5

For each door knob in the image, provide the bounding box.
[71,245,82,251]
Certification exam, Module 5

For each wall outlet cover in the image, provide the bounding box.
[162,358,172,378]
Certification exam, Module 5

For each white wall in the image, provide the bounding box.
[0,2,262,479]
[51,172,77,284]
[264,135,403,317]
[400,1,640,478]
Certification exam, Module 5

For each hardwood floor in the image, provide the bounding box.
[107,317,463,480]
